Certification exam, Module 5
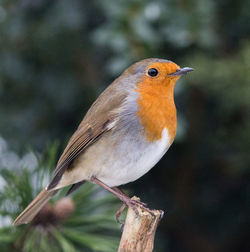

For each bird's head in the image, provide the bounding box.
[125,58,194,88]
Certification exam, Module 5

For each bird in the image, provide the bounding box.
[13,58,193,226]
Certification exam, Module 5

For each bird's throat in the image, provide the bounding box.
[136,82,177,143]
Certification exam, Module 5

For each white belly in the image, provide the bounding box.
[98,128,170,186]
[58,128,171,188]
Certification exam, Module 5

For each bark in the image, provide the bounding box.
[118,196,163,252]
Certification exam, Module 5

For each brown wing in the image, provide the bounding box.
[47,82,127,190]
[47,120,112,189]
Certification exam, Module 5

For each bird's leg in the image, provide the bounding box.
[113,186,147,207]
[91,177,139,216]
[112,186,127,196]
[112,187,127,226]
[115,203,126,230]
[91,177,156,220]
[112,187,147,227]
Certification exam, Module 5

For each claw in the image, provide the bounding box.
[120,223,124,232]
[160,210,164,219]
[125,198,155,219]
[115,203,126,228]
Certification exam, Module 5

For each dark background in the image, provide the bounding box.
[0,0,250,251]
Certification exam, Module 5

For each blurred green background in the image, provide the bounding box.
[0,0,250,251]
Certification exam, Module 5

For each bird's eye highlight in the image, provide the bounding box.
[147,68,158,77]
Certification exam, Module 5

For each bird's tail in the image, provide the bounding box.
[13,188,58,226]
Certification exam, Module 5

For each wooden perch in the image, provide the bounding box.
[118,196,163,252]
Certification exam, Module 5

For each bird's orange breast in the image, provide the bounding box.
[135,79,177,143]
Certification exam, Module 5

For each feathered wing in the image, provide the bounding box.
[47,120,113,190]
[48,83,127,190]
[13,83,127,226]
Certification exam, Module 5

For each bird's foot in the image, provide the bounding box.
[130,199,156,219]
[115,198,153,230]
[115,203,126,231]
[123,197,156,220]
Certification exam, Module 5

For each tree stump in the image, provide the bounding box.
[118,196,163,252]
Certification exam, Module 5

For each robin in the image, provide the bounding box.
[13,58,193,226]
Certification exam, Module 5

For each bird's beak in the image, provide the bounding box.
[170,67,194,76]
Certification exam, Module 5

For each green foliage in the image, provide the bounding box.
[0,143,121,252]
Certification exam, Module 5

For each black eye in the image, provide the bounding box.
[148,68,158,77]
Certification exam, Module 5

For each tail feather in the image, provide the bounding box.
[13,188,58,226]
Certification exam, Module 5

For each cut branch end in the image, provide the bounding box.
[118,196,163,252]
